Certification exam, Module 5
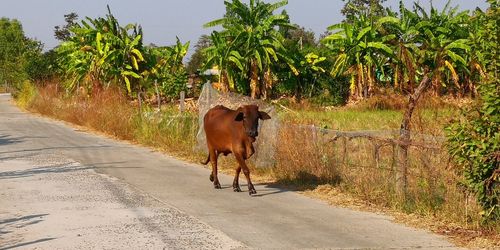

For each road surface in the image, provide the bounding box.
[0,93,458,249]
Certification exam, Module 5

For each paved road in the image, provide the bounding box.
[0,93,458,249]
[0,154,241,249]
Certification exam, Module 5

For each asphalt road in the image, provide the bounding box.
[0,93,459,249]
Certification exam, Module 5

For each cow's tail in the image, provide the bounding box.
[201,155,210,165]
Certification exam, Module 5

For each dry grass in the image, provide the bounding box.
[25,83,199,160]
[20,82,498,248]
[271,114,499,247]
[29,84,136,140]
[272,123,465,214]
[300,184,499,249]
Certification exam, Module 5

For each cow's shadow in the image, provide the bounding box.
[250,171,343,197]
[240,183,289,197]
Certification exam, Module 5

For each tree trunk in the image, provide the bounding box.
[367,65,374,97]
[138,90,143,118]
[397,74,431,198]
[154,80,161,110]
[294,77,303,103]
[249,60,260,99]
[262,68,272,100]
[394,65,399,90]
[220,70,229,93]
[358,64,364,99]
[348,75,356,102]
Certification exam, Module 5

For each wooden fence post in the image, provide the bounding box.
[396,135,409,198]
[342,137,348,165]
[138,91,143,118]
[396,74,430,199]
[179,91,185,113]
[391,144,397,173]
[373,143,380,168]
[154,80,161,110]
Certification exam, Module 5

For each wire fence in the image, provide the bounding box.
[151,84,452,198]
[274,122,450,199]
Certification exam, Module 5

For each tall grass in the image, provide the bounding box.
[273,96,487,232]
[24,83,198,158]
[19,82,493,236]
[16,80,37,108]
[133,105,198,157]
[271,124,493,240]
[29,84,136,140]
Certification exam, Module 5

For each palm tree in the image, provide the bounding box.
[204,0,292,98]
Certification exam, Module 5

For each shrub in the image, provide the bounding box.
[446,79,499,225]
[16,80,37,108]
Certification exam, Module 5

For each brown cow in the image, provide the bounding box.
[202,104,271,195]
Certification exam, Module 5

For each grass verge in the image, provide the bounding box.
[17,82,499,248]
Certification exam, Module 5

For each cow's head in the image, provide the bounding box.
[235,105,271,138]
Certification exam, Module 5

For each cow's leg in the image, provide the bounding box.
[235,154,256,195]
[210,149,221,189]
[232,166,242,192]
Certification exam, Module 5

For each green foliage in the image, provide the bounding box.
[0,18,44,88]
[341,0,388,23]
[322,11,396,100]
[445,0,500,225]
[161,68,188,100]
[411,1,471,93]
[446,80,499,224]
[204,0,294,98]
[16,80,37,108]
[471,0,499,80]
[322,0,482,99]
[54,12,79,41]
[56,6,146,94]
[145,38,190,99]
[187,34,211,74]
[55,6,189,97]
[25,49,59,81]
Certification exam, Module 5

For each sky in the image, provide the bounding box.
[0,0,489,58]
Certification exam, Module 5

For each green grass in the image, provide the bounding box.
[282,109,402,130]
[280,106,459,136]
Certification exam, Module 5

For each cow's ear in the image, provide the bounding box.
[235,112,244,121]
[259,111,271,120]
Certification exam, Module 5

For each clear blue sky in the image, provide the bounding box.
[1,0,488,58]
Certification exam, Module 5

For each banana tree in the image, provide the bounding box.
[412,1,471,95]
[56,6,146,95]
[387,1,420,92]
[203,31,244,92]
[204,0,293,98]
[142,38,190,100]
[115,30,145,94]
[322,13,397,100]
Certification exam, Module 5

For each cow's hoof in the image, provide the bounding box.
[233,186,242,192]
[209,174,214,182]
[214,183,222,189]
[249,189,257,195]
